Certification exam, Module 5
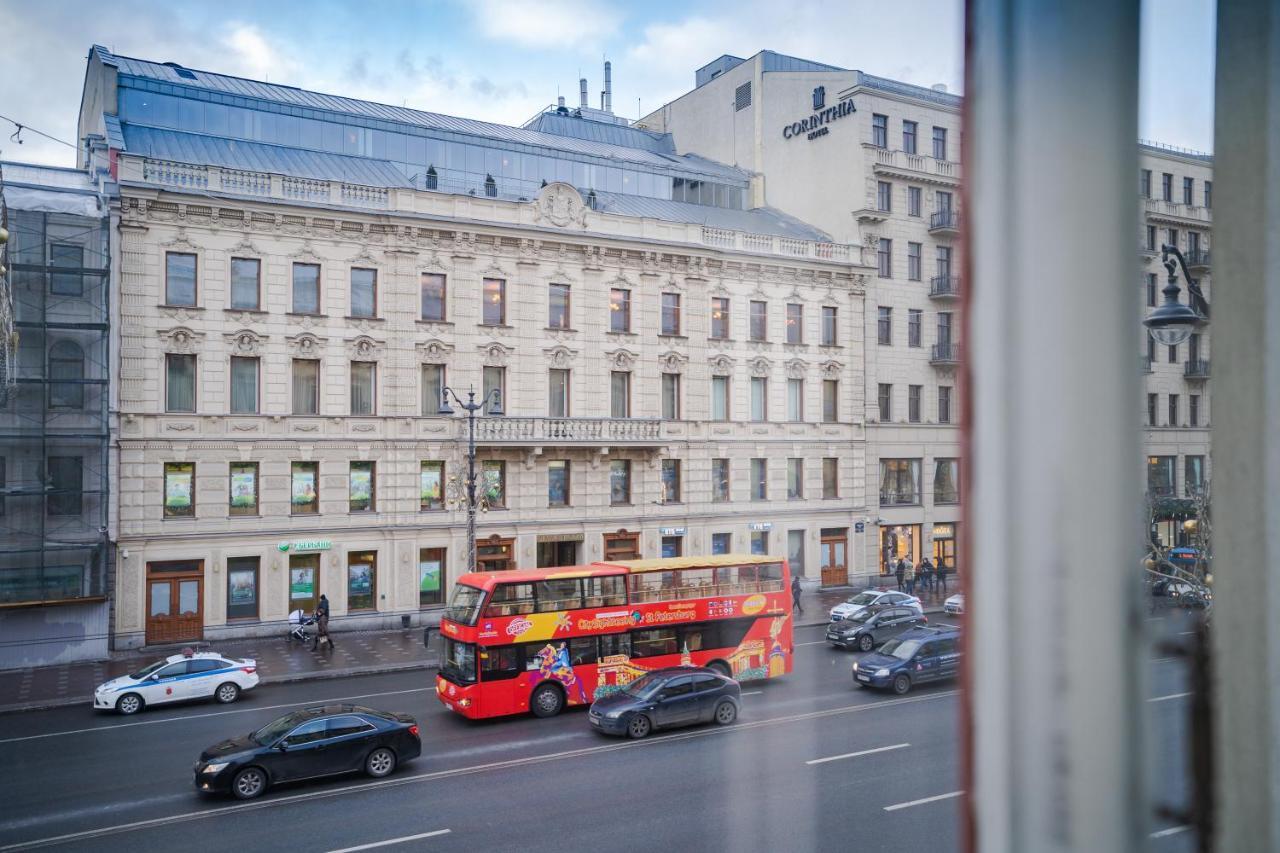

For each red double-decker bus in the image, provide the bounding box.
[436,554,793,719]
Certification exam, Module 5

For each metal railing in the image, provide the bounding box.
[1185,248,1212,268]
[930,342,962,364]
[929,209,961,231]
[472,416,663,443]
[929,275,962,298]
[1184,358,1210,378]
[1142,356,1154,374]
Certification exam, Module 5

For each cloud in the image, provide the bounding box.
[470,0,621,49]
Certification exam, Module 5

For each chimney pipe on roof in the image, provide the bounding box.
[604,60,612,113]
[580,78,588,109]
[557,95,565,108]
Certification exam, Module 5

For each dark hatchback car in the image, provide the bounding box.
[827,606,929,651]
[851,627,962,695]
[589,667,741,739]
[195,704,421,800]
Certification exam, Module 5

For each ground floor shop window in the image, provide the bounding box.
[787,530,806,577]
[750,531,768,555]
[881,524,922,574]
[289,554,320,614]
[477,535,515,571]
[226,556,259,620]
[348,551,376,610]
[603,531,640,561]
[419,548,445,606]
[932,523,957,574]
[537,537,579,568]
[661,535,683,558]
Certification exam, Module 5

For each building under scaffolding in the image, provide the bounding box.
[0,162,112,668]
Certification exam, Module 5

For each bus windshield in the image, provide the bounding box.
[441,638,477,685]
[446,584,485,626]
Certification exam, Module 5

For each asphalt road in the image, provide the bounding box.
[0,617,1197,853]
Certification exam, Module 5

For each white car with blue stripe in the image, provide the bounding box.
[93,651,259,715]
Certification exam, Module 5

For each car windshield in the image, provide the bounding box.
[849,609,875,624]
[622,672,666,699]
[445,584,485,626]
[880,638,923,661]
[128,659,169,680]
[845,592,878,607]
[253,712,306,745]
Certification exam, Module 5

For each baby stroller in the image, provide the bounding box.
[288,608,315,643]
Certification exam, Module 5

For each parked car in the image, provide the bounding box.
[93,649,258,715]
[829,589,921,622]
[589,667,740,739]
[851,626,962,695]
[194,704,421,800]
[826,606,929,651]
[944,592,965,615]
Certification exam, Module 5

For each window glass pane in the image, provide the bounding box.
[229,356,258,414]
[350,268,376,317]
[610,460,631,504]
[547,461,570,507]
[481,461,505,507]
[661,373,680,420]
[292,263,320,314]
[482,367,503,414]
[419,548,445,606]
[421,273,447,320]
[549,283,570,329]
[421,364,445,416]
[420,461,444,510]
[348,551,376,610]
[293,359,319,415]
[712,376,729,420]
[230,258,260,310]
[166,253,197,306]
[482,278,505,324]
[611,372,630,418]
[47,456,83,516]
[229,462,258,516]
[50,243,84,296]
[609,289,630,332]
[549,369,570,417]
[166,354,196,413]
[163,462,195,518]
[226,556,259,619]
[291,462,319,514]
[349,461,374,512]
[751,377,767,421]
[48,341,85,409]
[350,362,375,415]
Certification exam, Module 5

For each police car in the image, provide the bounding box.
[93,649,259,715]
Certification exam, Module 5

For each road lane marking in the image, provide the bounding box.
[806,742,909,765]
[327,829,452,852]
[796,640,828,646]
[741,690,763,696]
[0,688,430,745]
[1,689,960,850]
[1150,825,1190,839]
[883,791,964,812]
[1148,692,1192,703]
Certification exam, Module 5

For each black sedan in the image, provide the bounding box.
[194,704,421,800]
[827,606,929,652]
[588,666,740,739]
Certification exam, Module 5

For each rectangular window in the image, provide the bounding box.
[711,376,729,421]
[1148,336,1157,364]
[822,379,838,423]
[226,556,259,620]
[350,362,376,415]
[750,376,768,421]
[1140,169,1152,198]
[165,252,197,306]
[229,356,259,414]
[420,461,444,510]
[291,462,319,515]
[937,245,953,277]
[908,385,922,423]
[750,531,768,555]
[879,458,922,505]
[908,186,922,217]
[292,263,320,314]
[547,460,570,507]
[165,353,196,413]
[292,359,319,415]
[610,288,631,332]
[711,533,732,555]
[821,306,837,345]
[610,460,631,505]
[877,180,892,212]
[1183,176,1194,205]
[932,126,948,160]
[1168,394,1179,427]
[872,113,888,147]
[482,278,506,325]
[908,242,922,281]
[878,238,892,278]
[163,461,195,518]
[50,243,84,296]
[1168,343,1178,364]
[712,458,730,502]
[1146,273,1158,307]
[483,366,504,415]
[661,293,682,335]
[548,283,571,329]
[421,364,445,416]
[661,459,681,503]
[787,378,804,421]
[1146,225,1157,251]
[908,309,922,347]
[548,368,570,417]
[229,258,260,310]
[937,312,954,347]
[711,297,730,339]
[1185,456,1205,495]
[1147,455,1176,497]
[1189,394,1200,427]
[749,300,768,341]
[350,268,376,317]
[939,385,953,424]
[1168,227,1179,249]
[481,461,505,508]
[878,306,892,345]
[903,120,918,153]
[878,383,892,422]
[47,456,82,517]
[348,551,376,611]
[823,457,839,499]
[1162,172,1173,201]
[229,461,259,516]
[934,458,960,504]
[787,458,804,499]
[788,530,806,577]
[420,273,446,321]
[937,190,954,213]
[1189,231,1201,254]
[1147,393,1158,426]
[661,373,680,420]
[419,548,445,606]
[349,461,374,512]
[1204,180,1212,208]
[751,458,768,501]
[610,371,631,418]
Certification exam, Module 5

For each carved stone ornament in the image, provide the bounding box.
[821,360,844,379]
[158,326,204,354]
[161,227,199,254]
[606,348,638,370]
[417,339,455,362]
[349,247,381,269]
[287,333,326,357]
[226,329,265,356]
[289,240,323,264]
[227,235,262,257]
[532,182,589,229]
[348,335,384,361]
[480,341,513,367]
[749,357,772,378]
[786,359,808,379]
[658,350,689,374]
[544,345,576,369]
[709,354,735,376]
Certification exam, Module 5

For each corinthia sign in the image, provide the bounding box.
[782,89,855,141]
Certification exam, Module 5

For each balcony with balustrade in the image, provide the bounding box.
[929,209,961,235]
[1186,249,1211,272]
[471,417,666,447]
[930,343,962,366]
[929,275,962,300]
[1184,359,1210,380]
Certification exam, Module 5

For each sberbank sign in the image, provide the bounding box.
[782,98,855,141]
[278,539,333,552]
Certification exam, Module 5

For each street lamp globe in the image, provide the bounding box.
[1144,303,1198,347]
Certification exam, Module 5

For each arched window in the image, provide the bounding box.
[425,166,438,190]
[49,340,85,409]
[484,174,497,198]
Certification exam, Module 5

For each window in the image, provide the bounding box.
[1168,343,1178,364]
[484,174,497,197]
[165,252,197,306]
[750,531,769,555]
[877,180,892,212]
[787,304,807,349]
[632,627,679,659]
[226,556,259,620]
[1147,393,1158,426]
[878,306,892,345]
[1168,227,1179,249]
[932,126,948,160]
[1162,172,1173,201]
[47,456,82,517]
[787,378,804,421]
[908,242,922,281]
[1204,180,1212,208]
[292,359,319,415]
[610,371,631,418]
[421,364,445,416]
[661,373,680,420]
[350,268,376,317]
[1146,273,1158,307]
[751,458,768,500]
[872,113,888,147]
[229,462,258,516]
[609,288,631,332]
[661,292,682,335]
[712,458,730,502]
[165,353,196,413]
[821,306,837,345]
[908,186,922,217]
[481,461,505,508]
[878,238,892,278]
[349,461,374,512]
[610,460,631,505]
[1148,336,1157,364]
[822,380,838,423]
[937,245,953,278]
[483,366,504,415]
[712,533,732,555]
[229,356,258,414]
[1147,455,1176,497]
[548,283,571,329]
[419,548,445,606]
[291,462,319,514]
[1168,394,1179,427]
[163,462,195,518]
[1189,231,1201,254]
[292,263,320,314]
[547,461,570,507]
[50,243,83,296]
[1183,176,1194,205]
[425,167,438,190]
[420,461,444,510]
[1185,456,1205,495]
[878,383,892,421]
[880,459,922,505]
[750,376,768,421]
[1140,169,1152,198]
[908,309,922,347]
[350,362,376,415]
[420,273,446,321]
[935,458,960,504]
[1190,394,1200,427]
[661,459,681,503]
[229,258,260,310]
[937,312,954,347]
[787,458,804,499]
[711,297,730,339]
[903,120,918,153]
[549,369,570,417]
[711,376,730,421]
[348,551,376,611]
[939,385,953,424]
[48,341,85,409]
[482,278,506,325]
[908,385,922,423]
[1146,225,1157,251]
[823,457,839,499]
[749,300,768,341]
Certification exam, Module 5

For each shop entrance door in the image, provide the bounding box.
[289,554,321,615]
[537,540,579,568]
[146,561,203,645]
[820,531,848,587]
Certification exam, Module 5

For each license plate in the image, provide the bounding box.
[857,675,870,683]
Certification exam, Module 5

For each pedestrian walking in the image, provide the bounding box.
[936,563,948,596]
[791,576,804,615]
[895,558,906,591]
[312,594,334,651]
[904,560,916,595]
[919,557,935,597]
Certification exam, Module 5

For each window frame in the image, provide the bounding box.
[420,272,447,321]
[163,461,196,519]
[350,361,376,416]
[482,278,507,326]
[291,461,320,515]
[229,461,259,517]
[548,282,571,330]
[165,353,196,414]
[164,251,198,307]
[660,458,682,504]
[349,460,375,513]
[291,262,321,315]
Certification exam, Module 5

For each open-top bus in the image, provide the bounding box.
[436,554,793,719]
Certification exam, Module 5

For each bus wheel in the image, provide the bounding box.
[707,660,733,680]
[530,683,564,718]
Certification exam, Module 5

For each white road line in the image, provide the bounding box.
[1,689,959,851]
[741,690,763,696]
[883,790,964,812]
[1148,692,1192,703]
[796,640,828,646]
[1150,825,1190,839]
[806,742,909,765]
[0,687,430,745]
[327,829,452,853]
[937,623,959,629]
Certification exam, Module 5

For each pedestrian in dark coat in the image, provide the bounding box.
[895,558,906,591]
[936,563,948,596]
[919,558,935,595]
[791,576,804,614]
[313,594,334,651]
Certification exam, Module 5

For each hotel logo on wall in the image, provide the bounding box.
[782,88,854,141]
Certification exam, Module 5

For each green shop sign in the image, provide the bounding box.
[277,539,333,553]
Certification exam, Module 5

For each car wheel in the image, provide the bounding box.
[214,682,240,704]
[365,747,397,778]
[707,660,733,680]
[892,674,912,695]
[231,766,267,800]
[714,700,737,726]
[116,693,143,715]
[530,683,564,718]
[858,634,874,652]
[627,714,652,739]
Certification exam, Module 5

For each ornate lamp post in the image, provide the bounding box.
[438,385,503,573]
[1144,243,1209,346]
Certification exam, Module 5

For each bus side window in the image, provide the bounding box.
[484,582,535,617]
[535,578,583,613]
[479,646,522,681]
[679,569,714,599]
[569,636,598,666]
[718,618,754,649]
[629,573,662,604]
[585,575,627,607]
[679,621,719,651]
[632,627,678,658]
[599,632,630,658]
[758,563,785,593]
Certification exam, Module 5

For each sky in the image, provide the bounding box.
[0,0,1213,169]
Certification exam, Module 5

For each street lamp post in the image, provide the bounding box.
[1145,243,1209,346]
[438,385,503,573]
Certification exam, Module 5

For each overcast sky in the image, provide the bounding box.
[0,0,1213,169]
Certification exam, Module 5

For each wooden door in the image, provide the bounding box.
[146,564,203,645]
[820,535,848,587]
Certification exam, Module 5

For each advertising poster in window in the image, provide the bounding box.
[228,569,257,606]
[291,469,317,507]
[481,464,503,505]
[421,465,442,508]
[165,467,193,512]
[349,562,373,596]
[230,468,257,509]
[419,557,441,595]
[349,467,372,507]
[290,569,314,600]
